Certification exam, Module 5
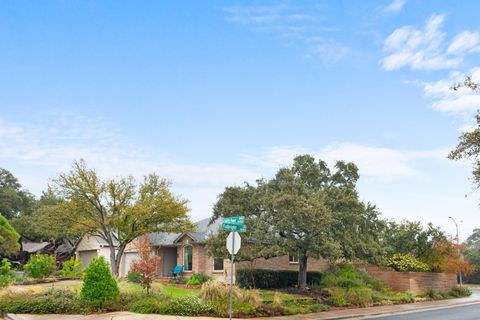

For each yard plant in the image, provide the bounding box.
[24,254,56,279]
[80,256,119,309]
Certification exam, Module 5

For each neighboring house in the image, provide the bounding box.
[75,217,329,278]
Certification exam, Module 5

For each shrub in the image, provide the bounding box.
[0,288,83,314]
[236,268,323,289]
[449,286,472,297]
[161,296,213,316]
[128,297,163,313]
[57,257,81,279]
[337,277,363,289]
[387,254,430,272]
[358,270,387,292]
[187,272,212,285]
[80,256,119,309]
[24,254,56,279]
[329,287,349,306]
[424,288,441,299]
[389,291,415,303]
[338,263,357,279]
[127,271,141,283]
[0,258,15,287]
[346,287,373,307]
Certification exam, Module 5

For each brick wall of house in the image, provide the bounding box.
[236,255,330,272]
[362,265,458,294]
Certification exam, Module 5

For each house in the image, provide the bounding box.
[75,217,329,278]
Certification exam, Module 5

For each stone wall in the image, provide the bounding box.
[363,265,458,295]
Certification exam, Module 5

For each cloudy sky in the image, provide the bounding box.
[1,0,480,239]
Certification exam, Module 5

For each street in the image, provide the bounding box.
[365,303,480,320]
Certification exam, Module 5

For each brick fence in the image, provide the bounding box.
[362,265,458,294]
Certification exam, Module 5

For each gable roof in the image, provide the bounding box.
[149,217,223,246]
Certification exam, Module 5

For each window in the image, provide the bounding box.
[289,255,299,264]
[213,257,224,271]
[183,245,193,271]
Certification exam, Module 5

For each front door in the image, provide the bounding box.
[163,247,177,276]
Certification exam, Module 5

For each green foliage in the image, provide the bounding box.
[127,271,141,283]
[346,287,373,307]
[57,257,81,279]
[0,213,20,255]
[186,272,212,285]
[0,168,35,220]
[387,253,430,272]
[128,297,163,313]
[49,160,194,276]
[0,258,14,287]
[389,291,416,303]
[383,221,446,266]
[24,254,56,279]
[329,287,349,306]
[237,269,323,289]
[161,296,214,316]
[209,155,387,288]
[449,286,472,297]
[80,256,119,309]
[0,288,84,314]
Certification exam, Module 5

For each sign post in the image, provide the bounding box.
[223,217,246,320]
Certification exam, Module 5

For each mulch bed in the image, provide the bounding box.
[282,287,331,300]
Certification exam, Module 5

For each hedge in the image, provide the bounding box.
[237,269,323,289]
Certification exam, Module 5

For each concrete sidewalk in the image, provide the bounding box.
[5,296,480,320]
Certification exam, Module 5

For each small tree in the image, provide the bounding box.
[130,235,160,294]
[24,253,56,279]
[80,256,119,309]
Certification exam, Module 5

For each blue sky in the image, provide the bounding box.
[1,0,480,239]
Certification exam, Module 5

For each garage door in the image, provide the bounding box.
[79,250,98,270]
[123,252,140,276]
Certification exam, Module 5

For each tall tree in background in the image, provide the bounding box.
[0,168,35,220]
[49,160,194,276]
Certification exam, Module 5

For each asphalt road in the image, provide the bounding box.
[368,302,480,320]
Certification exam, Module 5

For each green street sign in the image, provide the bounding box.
[222,222,247,232]
[223,216,245,224]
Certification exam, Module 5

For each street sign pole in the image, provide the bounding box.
[229,231,235,320]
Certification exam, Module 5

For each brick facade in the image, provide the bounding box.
[236,255,330,272]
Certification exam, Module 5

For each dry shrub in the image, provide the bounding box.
[272,291,283,306]
[200,280,261,306]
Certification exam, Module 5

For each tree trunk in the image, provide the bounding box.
[298,255,308,288]
[114,244,127,278]
[109,246,119,277]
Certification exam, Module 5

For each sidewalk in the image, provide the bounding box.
[5,296,480,320]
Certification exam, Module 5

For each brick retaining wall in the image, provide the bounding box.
[362,265,458,294]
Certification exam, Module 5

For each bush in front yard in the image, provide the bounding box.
[24,254,56,279]
[57,257,82,279]
[0,288,84,314]
[186,272,212,285]
[80,256,119,309]
[387,253,430,272]
[236,269,323,289]
[449,286,472,297]
[161,296,214,316]
[0,258,15,287]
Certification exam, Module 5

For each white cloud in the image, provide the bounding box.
[242,143,449,181]
[447,31,480,55]
[384,0,406,14]
[414,67,480,116]
[223,3,347,64]
[0,114,262,218]
[381,14,479,70]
